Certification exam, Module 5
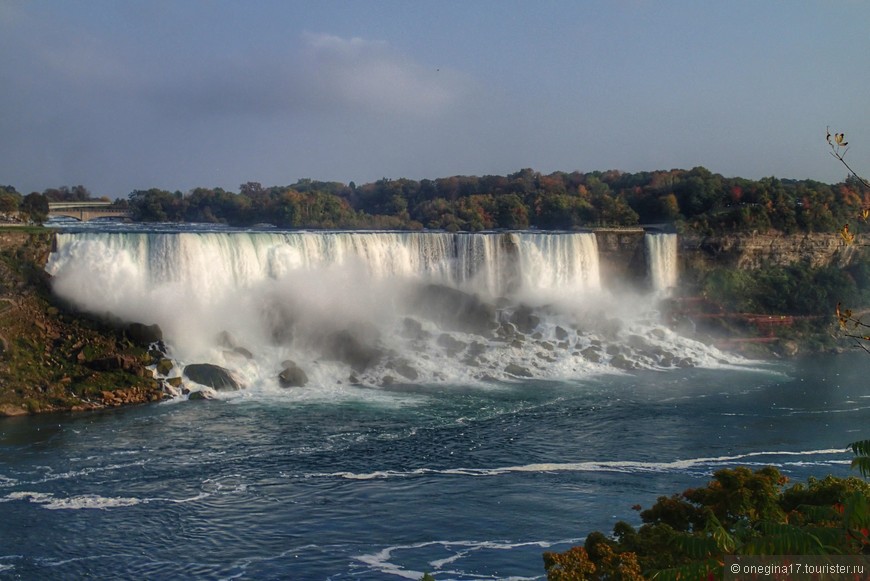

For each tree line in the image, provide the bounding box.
[2,167,868,234]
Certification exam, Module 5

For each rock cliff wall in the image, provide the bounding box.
[593,230,861,289]
[679,233,859,271]
[0,229,164,416]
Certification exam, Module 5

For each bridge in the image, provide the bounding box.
[48,202,131,222]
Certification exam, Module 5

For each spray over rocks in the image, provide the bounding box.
[45,230,736,400]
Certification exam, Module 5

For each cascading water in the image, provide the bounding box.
[645,232,678,294]
[46,229,733,396]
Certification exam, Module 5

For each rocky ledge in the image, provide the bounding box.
[0,229,166,416]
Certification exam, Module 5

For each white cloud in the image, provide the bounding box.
[300,33,463,118]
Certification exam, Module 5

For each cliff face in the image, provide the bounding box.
[0,229,164,416]
[680,233,859,271]
[594,230,648,289]
[594,230,860,287]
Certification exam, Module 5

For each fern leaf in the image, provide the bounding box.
[849,439,870,457]
[672,534,717,559]
[742,529,826,555]
[851,458,870,479]
[651,558,721,581]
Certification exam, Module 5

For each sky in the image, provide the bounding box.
[1,1,868,198]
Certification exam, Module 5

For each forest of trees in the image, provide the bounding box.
[3,167,869,236]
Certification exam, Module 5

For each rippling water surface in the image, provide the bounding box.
[1,353,867,580]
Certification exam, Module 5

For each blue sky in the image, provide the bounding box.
[1,1,868,198]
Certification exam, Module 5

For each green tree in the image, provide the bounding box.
[0,189,20,216]
[20,192,49,224]
[543,468,870,580]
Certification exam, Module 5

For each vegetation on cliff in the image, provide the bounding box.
[119,168,869,234]
[4,166,868,234]
[0,229,165,416]
[542,467,870,580]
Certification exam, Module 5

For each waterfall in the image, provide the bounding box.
[45,228,732,390]
[645,233,678,293]
[47,230,601,300]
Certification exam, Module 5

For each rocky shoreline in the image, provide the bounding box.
[0,229,166,416]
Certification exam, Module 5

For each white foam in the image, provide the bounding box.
[7,491,143,510]
[316,448,849,480]
[355,538,579,580]
[29,460,147,485]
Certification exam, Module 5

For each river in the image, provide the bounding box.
[0,224,865,579]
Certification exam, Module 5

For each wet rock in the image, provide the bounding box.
[494,321,517,342]
[322,328,384,372]
[126,323,163,346]
[156,358,174,375]
[504,363,533,378]
[605,344,621,356]
[278,361,309,388]
[539,341,555,351]
[610,353,635,370]
[437,333,466,356]
[555,326,569,340]
[411,284,497,336]
[183,363,241,391]
[87,354,140,373]
[188,388,217,401]
[232,347,253,360]
[626,335,650,350]
[675,357,695,368]
[509,304,540,334]
[387,359,419,381]
[401,317,430,341]
[468,342,487,357]
[581,347,601,363]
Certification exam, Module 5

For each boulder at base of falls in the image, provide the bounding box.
[437,333,467,356]
[323,328,384,372]
[504,363,533,378]
[509,305,540,335]
[125,322,164,346]
[581,346,601,363]
[401,317,430,341]
[610,353,635,370]
[183,363,241,391]
[411,283,497,336]
[392,360,419,381]
[278,361,309,388]
[188,388,218,401]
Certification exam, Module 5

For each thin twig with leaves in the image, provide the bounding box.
[827,127,870,189]
[835,302,870,354]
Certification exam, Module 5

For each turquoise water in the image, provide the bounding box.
[0,354,866,580]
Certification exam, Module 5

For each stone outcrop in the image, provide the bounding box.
[0,230,164,416]
[278,360,309,387]
[679,233,859,271]
[321,327,384,372]
[183,363,241,391]
[409,283,498,336]
[125,322,163,346]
